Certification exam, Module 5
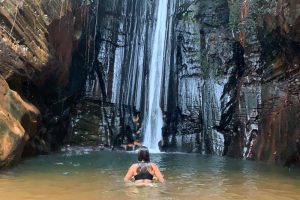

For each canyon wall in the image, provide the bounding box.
[71,0,300,166]
[0,0,86,167]
[219,0,300,165]
[0,0,299,167]
[70,0,231,154]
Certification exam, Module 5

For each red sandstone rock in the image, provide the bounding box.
[0,76,40,167]
[0,0,86,167]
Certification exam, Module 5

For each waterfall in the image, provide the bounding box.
[143,0,168,152]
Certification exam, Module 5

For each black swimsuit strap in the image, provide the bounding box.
[134,162,153,181]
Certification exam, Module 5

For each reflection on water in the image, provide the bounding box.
[0,148,300,200]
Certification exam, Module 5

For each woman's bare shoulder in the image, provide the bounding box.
[150,163,159,168]
[130,163,139,169]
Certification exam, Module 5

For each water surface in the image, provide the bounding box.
[1,148,300,200]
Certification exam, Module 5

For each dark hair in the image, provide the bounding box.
[137,146,150,162]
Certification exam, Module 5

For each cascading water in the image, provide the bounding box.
[143,0,168,152]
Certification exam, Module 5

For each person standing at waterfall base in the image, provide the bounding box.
[132,111,142,147]
[124,146,164,184]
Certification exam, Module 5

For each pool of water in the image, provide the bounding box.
[1,148,300,200]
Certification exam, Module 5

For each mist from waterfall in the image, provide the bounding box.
[143,0,168,152]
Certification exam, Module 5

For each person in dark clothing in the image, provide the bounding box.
[132,112,142,146]
[112,125,135,150]
[120,125,141,150]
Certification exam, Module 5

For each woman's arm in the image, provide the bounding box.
[152,163,164,183]
[124,164,136,182]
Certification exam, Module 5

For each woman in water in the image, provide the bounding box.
[124,146,164,184]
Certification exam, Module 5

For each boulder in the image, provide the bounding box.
[0,76,40,168]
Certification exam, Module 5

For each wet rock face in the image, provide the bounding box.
[0,0,294,167]
[218,0,300,164]
[0,0,73,83]
[253,0,300,164]
[72,0,231,153]
[68,99,142,150]
[68,100,119,146]
[169,0,230,153]
[0,0,86,167]
[261,0,300,43]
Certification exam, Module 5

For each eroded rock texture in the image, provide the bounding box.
[0,0,86,167]
[1,0,299,167]
[0,76,39,167]
[219,0,300,165]
[255,0,300,164]
[70,0,231,154]
[71,0,300,166]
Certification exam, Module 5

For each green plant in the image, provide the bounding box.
[229,0,277,36]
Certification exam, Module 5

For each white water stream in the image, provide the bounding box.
[143,0,168,152]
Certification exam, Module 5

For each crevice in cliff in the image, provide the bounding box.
[217,41,246,157]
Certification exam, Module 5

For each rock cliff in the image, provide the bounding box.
[219,0,300,165]
[0,0,86,167]
[0,0,299,167]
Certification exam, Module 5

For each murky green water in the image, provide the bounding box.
[0,148,300,200]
